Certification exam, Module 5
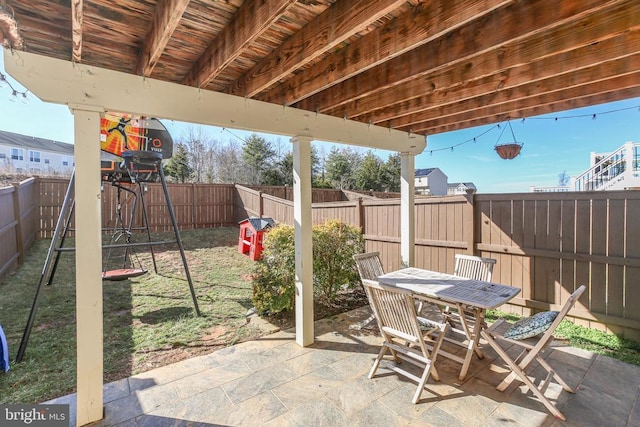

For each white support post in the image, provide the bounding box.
[400,153,415,267]
[292,136,314,346]
[72,107,104,426]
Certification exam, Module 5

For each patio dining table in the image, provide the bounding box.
[377,267,520,380]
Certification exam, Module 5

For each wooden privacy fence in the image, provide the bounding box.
[2,177,640,341]
[0,178,38,280]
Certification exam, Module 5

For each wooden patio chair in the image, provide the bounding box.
[480,285,586,421]
[453,254,497,281]
[442,254,497,334]
[353,251,384,282]
[363,280,448,404]
[353,252,385,328]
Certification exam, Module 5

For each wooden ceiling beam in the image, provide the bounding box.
[331,2,640,122]
[258,0,512,105]
[226,0,407,98]
[71,0,82,62]
[182,0,296,87]
[134,0,190,76]
[295,0,630,113]
[376,32,640,128]
[408,72,640,135]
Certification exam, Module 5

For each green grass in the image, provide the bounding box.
[0,227,263,403]
[486,310,640,366]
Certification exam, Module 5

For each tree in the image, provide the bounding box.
[216,143,246,183]
[324,147,362,189]
[179,126,217,183]
[164,143,193,183]
[242,134,276,185]
[380,153,401,192]
[354,151,382,191]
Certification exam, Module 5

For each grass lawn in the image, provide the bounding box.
[0,227,265,404]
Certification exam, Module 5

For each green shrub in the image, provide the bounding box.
[313,219,364,302]
[251,219,365,314]
[251,225,296,315]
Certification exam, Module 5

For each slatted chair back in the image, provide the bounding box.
[453,254,497,282]
[353,252,384,282]
[480,285,587,421]
[362,280,447,404]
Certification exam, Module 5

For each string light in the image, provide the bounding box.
[0,71,29,104]
[426,104,640,155]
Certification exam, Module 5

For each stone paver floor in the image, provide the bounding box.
[46,306,640,427]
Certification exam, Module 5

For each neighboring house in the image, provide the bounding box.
[0,130,74,175]
[447,182,477,195]
[415,167,448,195]
[531,141,640,192]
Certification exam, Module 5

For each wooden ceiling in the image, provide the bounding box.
[3,0,640,137]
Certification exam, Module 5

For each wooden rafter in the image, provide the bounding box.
[368,29,640,128]
[134,0,190,77]
[71,0,82,62]
[422,85,640,135]
[258,0,512,105]
[182,0,297,88]
[294,0,629,114]
[5,0,640,138]
[226,0,407,98]
[407,59,640,133]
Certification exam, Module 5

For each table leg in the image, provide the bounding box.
[458,307,485,381]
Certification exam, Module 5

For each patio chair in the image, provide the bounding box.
[353,251,384,282]
[363,280,448,404]
[353,252,385,328]
[453,254,497,281]
[442,254,497,334]
[480,285,586,421]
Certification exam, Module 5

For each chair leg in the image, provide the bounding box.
[481,331,567,421]
[536,356,575,393]
[412,360,433,404]
[369,344,390,379]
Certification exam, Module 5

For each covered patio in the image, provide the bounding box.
[46,307,640,426]
[2,0,640,424]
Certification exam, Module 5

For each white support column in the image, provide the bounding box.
[400,153,415,267]
[72,107,104,426]
[292,136,314,346]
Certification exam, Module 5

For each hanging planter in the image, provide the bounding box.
[495,142,523,159]
[494,121,523,159]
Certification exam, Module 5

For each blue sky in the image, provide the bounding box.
[2,55,639,193]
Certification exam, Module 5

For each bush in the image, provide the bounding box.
[312,219,364,301]
[251,219,365,314]
[251,225,296,315]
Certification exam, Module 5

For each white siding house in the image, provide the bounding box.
[0,130,74,175]
[415,168,448,195]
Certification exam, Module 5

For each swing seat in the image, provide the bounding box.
[102,268,147,281]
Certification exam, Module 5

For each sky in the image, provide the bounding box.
[2,54,639,193]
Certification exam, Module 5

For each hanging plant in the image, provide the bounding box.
[494,121,523,159]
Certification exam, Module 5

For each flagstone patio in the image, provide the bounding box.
[46,306,640,427]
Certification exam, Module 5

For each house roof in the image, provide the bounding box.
[0,130,74,156]
[415,168,438,177]
[240,217,276,232]
[2,0,638,144]
[448,182,477,189]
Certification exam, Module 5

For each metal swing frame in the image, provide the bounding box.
[16,151,201,362]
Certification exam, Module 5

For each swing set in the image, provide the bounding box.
[16,113,201,362]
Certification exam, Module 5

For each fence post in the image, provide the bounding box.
[192,183,196,229]
[12,182,25,265]
[356,197,364,232]
[464,192,475,255]
[259,191,264,217]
